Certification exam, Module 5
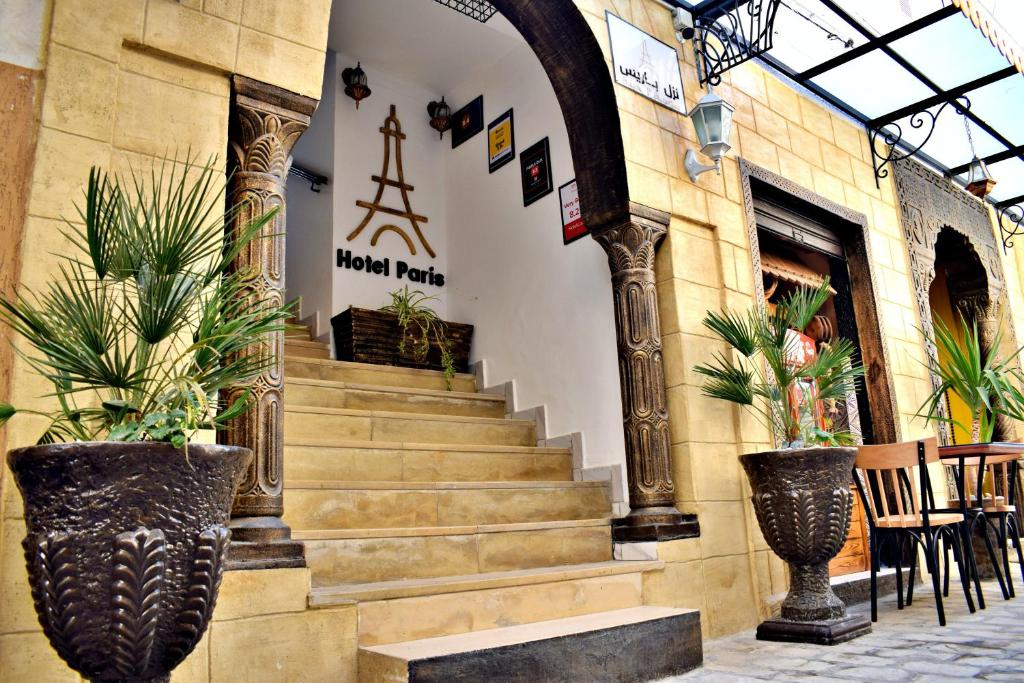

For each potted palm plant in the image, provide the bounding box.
[695,278,870,644]
[1,159,291,681]
[918,314,1024,444]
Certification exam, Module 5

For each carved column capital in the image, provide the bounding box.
[593,203,698,543]
[221,77,317,570]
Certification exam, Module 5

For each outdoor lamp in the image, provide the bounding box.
[965,155,997,199]
[685,90,735,182]
[342,62,371,108]
[427,97,452,139]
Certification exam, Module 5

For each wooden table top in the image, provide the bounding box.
[938,442,1024,459]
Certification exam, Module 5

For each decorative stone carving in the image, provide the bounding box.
[8,442,250,682]
[738,159,900,444]
[594,203,698,542]
[892,158,1017,443]
[221,75,317,568]
[741,447,871,644]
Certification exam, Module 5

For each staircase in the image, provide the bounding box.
[281,323,701,682]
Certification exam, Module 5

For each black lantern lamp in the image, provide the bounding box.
[427,97,452,139]
[684,90,735,182]
[342,62,371,108]
[963,116,996,199]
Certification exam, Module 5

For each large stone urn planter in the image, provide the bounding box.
[7,442,251,682]
[740,447,871,645]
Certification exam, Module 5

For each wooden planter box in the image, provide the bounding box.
[331,307,474,373]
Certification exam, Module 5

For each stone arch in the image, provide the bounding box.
[489,0,631,233]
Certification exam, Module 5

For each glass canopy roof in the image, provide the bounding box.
[669,0,1024,212]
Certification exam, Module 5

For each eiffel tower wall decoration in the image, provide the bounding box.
[348,105,437,258]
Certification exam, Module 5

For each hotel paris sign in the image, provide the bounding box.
[606,12,686,114]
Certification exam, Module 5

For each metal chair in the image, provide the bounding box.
[854,437,976,626]
[944,451,1022,599]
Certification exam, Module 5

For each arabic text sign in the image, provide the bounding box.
[607,12,686,114]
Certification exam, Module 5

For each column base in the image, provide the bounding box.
[611,506,700,543]
[755,614,871,646]
[226,516,306,570]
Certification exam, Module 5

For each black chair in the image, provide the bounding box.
[854,437,976,626]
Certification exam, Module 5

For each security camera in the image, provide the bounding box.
[672,8,695,42]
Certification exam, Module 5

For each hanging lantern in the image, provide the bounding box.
[962,116,996,199]
[427,97,452,139]
[965,156,997,199]
[684,90,736,182]
[342,62,371,108]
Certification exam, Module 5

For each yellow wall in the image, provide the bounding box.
[574,0,942,636]
[3,1,1024,679]
[929,267,975,444]
[0,1,332,680]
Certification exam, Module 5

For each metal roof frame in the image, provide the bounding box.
[665,0,1024,244]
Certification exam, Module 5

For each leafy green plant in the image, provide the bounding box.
[918,313,1024,443]
[695,278,864,448]
[381,286,455,390]
[0,157,292,447]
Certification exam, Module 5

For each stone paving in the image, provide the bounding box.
[664,580,1024,681]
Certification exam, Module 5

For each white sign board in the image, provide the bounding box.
[606,12,686,114]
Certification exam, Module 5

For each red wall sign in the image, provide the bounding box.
[559,179,588,244]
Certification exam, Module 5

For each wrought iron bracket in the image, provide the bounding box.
[867,96,971,187]
[289,164,329,193]
[997,199,1024,252]
[691,0,782,86]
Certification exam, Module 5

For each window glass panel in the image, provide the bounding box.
[812,52,932,119]
[890,14,1011,89]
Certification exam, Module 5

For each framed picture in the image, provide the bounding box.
[487,109,516,173]
[451,95,484,149]
[520,138,553,207]
[559,179,588,244]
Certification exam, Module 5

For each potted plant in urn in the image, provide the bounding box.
[695,278,871,644]
[1,159,292,681]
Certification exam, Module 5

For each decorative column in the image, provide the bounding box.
[959,293,1017,442]
[220,76,317,569]
[594,203,699,542]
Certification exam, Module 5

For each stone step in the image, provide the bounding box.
[285,324,313,340]
[286,378,505,418]
[283,441,573,482]
[309,561,662,646]
[284,406,536,447]
[284,339,331,359]
[296,519,612,585]
[286,356,477,392]
[282,480,611,531]
[358,606,702,682]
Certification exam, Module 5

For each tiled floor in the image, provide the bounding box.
[665,579,1024,681]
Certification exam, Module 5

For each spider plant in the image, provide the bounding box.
[381,286,455,390]
[695,278,864,449]
[918,313,1024,443]
[0,157,292,447]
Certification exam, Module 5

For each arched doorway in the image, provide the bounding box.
[928,227,993,445]
[222,0,694,566]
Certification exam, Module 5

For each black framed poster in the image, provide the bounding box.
[487,108,515,173]
[451,95,484,149]
[520,137,553,206]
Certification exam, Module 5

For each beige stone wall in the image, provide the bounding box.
[0,1,333,680]
[575,0,946,638]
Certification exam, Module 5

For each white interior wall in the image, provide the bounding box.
[444,46,627,469]
[330,53,450,319]
[288,10,627,477]
[286,51,336,338]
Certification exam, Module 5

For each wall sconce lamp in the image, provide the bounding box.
[427,97,452,139]
[342,62,371,108]
[684,90,735,182]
